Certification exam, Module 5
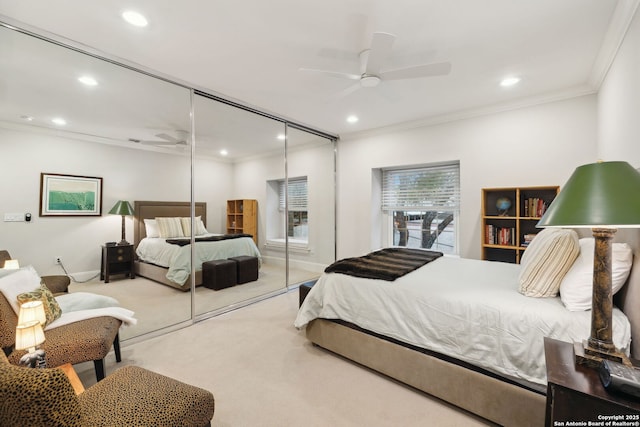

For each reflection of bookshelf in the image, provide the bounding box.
[226,199,257,245]
[481,186,559,263]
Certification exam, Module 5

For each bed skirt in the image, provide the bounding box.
[134,260,202,291]
[306,318,546,427]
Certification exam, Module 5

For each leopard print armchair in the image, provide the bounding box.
[0,350,215,426]
[0,250,121,381]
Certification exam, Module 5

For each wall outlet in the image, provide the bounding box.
[55,256,62,265]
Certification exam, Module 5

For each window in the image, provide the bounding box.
[382,162,460,254]
[280,177,308,242]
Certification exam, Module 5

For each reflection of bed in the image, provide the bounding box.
[295,238,640,426]
[133,201,261,291]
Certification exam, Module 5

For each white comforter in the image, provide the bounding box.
[294,256,632,386]
[136,234,262,285]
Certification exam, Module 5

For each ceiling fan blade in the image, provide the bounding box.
[330,82,362,100]
[365,32,395,75]
[155,132,179,143]
[380,61,452,81]
[299,67,360,80]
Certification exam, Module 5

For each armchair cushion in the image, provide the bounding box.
[0,353,82,427]
[41,275,71,295]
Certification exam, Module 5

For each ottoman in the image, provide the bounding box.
[228,256,259,284]
[202,259,237,290]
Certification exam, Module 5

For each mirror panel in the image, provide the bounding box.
[284,127,336,286]
[193,94,287,315]
[0,24,193,340]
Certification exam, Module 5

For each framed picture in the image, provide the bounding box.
[40,173,103,216]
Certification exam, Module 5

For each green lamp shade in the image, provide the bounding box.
[108,200,134,216]
[538,161,640,228]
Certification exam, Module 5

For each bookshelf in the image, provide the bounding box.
[481,186,559,263]
[226,199,257,245]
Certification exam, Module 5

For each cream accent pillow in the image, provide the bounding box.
[560,238,633,311]
[180,216,208,236]
[518,228,580,297]
[0,266,42,314]
[155,217,184,238]
[143,219,159,238]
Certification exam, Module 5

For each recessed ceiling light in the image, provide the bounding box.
[276,134,286,140]
[122,10,148,27]
[500,77,521,87]
[78,76,98,86]
[219,149,228,156]
[51,118,67,126]
[347,115,359,124]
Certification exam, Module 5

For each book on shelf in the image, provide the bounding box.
[523,198,549,217]
[485,225,516,246]
[521,233,537,247]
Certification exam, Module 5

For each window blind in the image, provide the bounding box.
[382,163,460,211]
[279,177,307,211]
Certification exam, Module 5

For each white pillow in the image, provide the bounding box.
[0,265,41,314]
[144,219,159,238]
[518,228,580,298]
[560,238,633,311]
[155,217,185,238]
[180,216,208,236]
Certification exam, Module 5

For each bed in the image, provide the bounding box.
[294,230,640,426]
[133,200,261,291]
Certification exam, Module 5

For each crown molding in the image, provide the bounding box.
[588,0,640,89]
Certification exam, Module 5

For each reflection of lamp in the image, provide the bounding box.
[18,300,46,326]
[3,259,19,269]
[15,320,46,368]
[538,161,640,367]
[109,200,134,246]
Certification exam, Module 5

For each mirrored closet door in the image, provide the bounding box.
[0,23,193,340]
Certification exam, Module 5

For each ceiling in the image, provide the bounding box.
[0,0,636,138]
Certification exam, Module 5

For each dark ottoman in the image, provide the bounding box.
[202,259,237,290]
[228,255,259,284]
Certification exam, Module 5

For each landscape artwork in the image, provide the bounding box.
[40,173,103,216]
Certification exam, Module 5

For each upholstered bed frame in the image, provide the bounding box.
[133,200,207,291]
[304,230,640,426]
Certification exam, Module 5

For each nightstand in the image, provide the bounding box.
[101,244,135,283]
[544,337,640,426]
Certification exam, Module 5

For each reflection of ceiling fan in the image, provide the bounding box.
[300,32,451,97]
[128,130,189,147]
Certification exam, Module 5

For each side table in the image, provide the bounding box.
[101,244,135,283]
[544,337,640,426]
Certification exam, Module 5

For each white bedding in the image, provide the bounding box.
[294,256,632,386]
[136,234,262,285]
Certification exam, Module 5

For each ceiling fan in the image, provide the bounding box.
[301,32,451,96]
[128,130,189,147]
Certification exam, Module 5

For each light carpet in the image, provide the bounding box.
[73,290,494,426]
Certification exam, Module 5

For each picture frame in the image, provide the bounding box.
[39,173,103,216]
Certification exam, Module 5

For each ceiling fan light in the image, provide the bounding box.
[360,75,381,88]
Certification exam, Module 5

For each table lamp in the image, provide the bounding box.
[537,160,640,367]
[109,200,134,246]
[18,300,46,326]
[15,320,46,368]
[3,259,19,269]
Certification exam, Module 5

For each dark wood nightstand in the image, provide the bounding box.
[544,337,640,426]
[101,244,135,283]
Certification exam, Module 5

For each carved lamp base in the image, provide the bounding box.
[574,340,631,368]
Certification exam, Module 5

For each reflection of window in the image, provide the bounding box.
[382,162,460,255]
[279,177,308,242]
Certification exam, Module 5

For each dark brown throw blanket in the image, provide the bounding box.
[324,248,443,281]
[166,233,253,246]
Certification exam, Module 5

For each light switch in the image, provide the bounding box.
[3,213,24,222]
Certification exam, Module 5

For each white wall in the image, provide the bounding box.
[337,95,599,260]
[598,8,640,166]
[0,127,231,275]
